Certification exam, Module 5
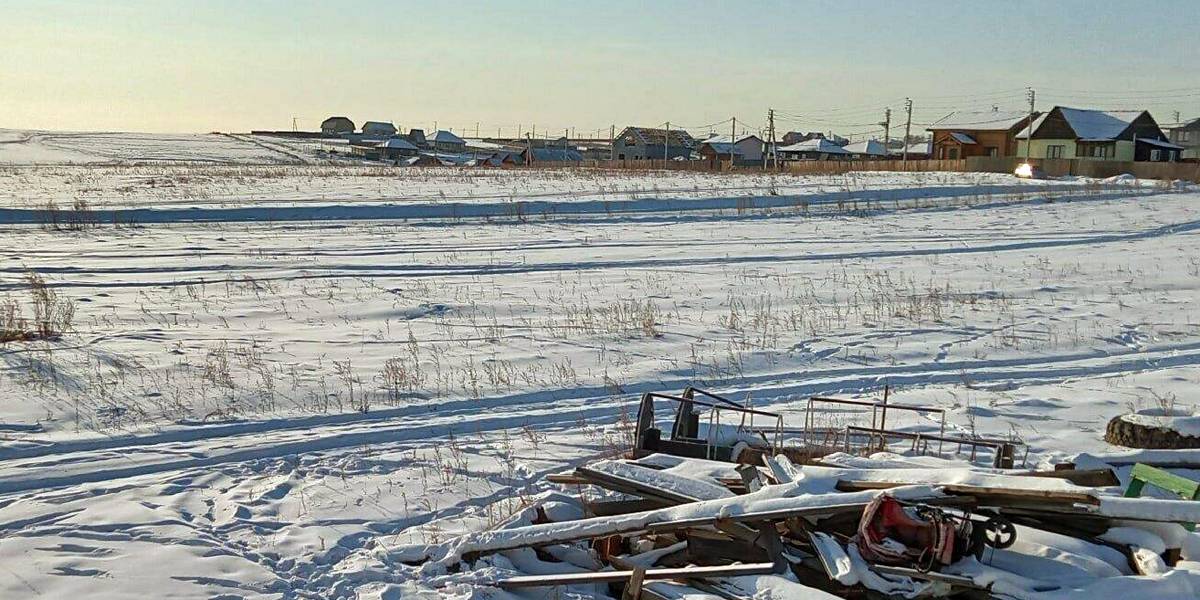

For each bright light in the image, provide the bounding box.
[1014,163,1034,178]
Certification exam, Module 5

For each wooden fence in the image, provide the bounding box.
[574,156,1200,182]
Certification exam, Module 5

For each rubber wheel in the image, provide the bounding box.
[983,518,1017,549]
[1105,415,1200,449]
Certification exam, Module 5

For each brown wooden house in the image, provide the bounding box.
[927,110,1036,159]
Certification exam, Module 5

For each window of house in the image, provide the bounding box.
[1046,145,1064,159]
[985,147,998,157]
[1182,131,1192,143]
[948,148,959,159]
[1150,149,1162,161]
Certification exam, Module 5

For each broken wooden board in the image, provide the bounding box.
[395,486,942,564]
[577,461,735,505]
[493,562,780,589]
[835,479,1098,505]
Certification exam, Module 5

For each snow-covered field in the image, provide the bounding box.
[1,131,1199,598]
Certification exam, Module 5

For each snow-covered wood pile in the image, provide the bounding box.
[389,450,1200,599]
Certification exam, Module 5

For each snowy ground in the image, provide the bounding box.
[0,132,1198,598]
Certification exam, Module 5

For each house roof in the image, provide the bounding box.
[363,121,395,129]
[842,140,888,156]
[700,141,745,156]
[949,132,978,145]
[376,138,418,150]
[1138,137,1185,150]
[1017,107,1147,141]
[779,138,849,154]
[620,127,697,148]
[523,148,583,161]
[427,130,466,144]
[1166,117,1200,131]
[927,110,1030,131]
[701,134,762,145]
[889,142,932,156]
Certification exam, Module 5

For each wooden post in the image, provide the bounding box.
[664,122,670,161]
[622,567,645,600]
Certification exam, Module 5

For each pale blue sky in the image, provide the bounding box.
[1,0,1197,135]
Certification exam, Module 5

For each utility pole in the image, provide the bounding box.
[902,98,913,168]
[1025,87,1036,163]
[664,121,670,161]
[766,108,777,170]
[526,133,532,166]
[475,122,480,137]
[880,108,891,152]
[1174,110,1182,126]
[292,117,298,132]
[609,124,615,161]
[729,117,736,168]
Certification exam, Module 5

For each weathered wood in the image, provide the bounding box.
[575,465,709,505]
[871,564,990,590]
[494,562,779,589]
[547,473,590,485]
[684,529,768,565]
[622,567,646,600]
[834,480,1097,505]
[1021,468,1120,488]
[443,500,879,562]
[587,498,670,517]
[736,464,763,493]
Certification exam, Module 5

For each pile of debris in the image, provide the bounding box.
[390,389,1200,599]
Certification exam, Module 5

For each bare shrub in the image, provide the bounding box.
[1,272,75,343]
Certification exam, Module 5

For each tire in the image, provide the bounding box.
[1105,415,1200,449]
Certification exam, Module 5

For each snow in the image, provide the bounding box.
[583,459,735,500]
[778,138,849,154]
[1020,107,1145,141]
[427,130,466,144]
[1,131,1200,597]
[928,110,1031,131]
[843,139,888,156]
[1121,408,1200,438]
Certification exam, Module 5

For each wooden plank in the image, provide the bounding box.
[1127,463,1200,500]
[494,562,779,589]
[1021,468,1119,488]
[684,530,768,565]
[834,480,1097,504]
[623,567,646,600]
[448,501,878,562]
[575,465,709,506]
[1124,463,1200,531]
[587,498,670,517]
[547,473,590,485]
[871,564,989,590]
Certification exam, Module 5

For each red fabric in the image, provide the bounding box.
[856,494,958,568]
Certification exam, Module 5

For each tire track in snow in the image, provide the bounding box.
[2,340,1200,496]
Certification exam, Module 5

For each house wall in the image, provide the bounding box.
[1017,139,1136,161]
[612,139,690,160]
[735,138,763,161]
[931,129,1018,159]
[1169,123,1200,159]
